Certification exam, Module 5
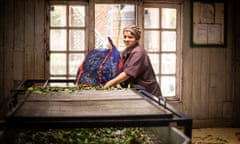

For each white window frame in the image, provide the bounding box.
[46,1,183,101]
[47,1,88,80]
[143,3,182,101]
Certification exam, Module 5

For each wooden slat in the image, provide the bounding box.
[199,49,210,119]
[193,119,233,128]
[13,1,25,81]
[0,0,5,105]
[34,0,45,79]
[24,0,35,79]
[210,49,226,74]
[233,64,240,125]
[182,47,192,117]
[13,0,25,81]
[88,0,94,50]
[13,52,24,80]
[14,0,25,52]
[222,101,232,119]
[4,0,14,98]
[208,87,217,118]
[191,49,201,119]
[181,0,192,117]
[210,50,226,118]
[233,0,240,127]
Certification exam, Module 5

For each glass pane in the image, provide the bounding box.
[162,31,176,51]
[69,5,85,27]
[50,77,67,80]
[144,31,160,52]
[144,8,160,28]
[50,54,66,75]
[50,5,66,27]
[95,4,136,50]
[161,54,176,74]
[69,53,84,75]
[161,76,176,97]
[49,77,76,87]
[161,8,176,29]
[50,30,67,51]
[69,30,85,51]
[148,54,159,74]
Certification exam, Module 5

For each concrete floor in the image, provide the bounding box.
[192,128,240,144]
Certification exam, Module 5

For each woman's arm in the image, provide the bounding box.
[103,72,130,88]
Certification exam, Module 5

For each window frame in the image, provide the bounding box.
[46,0,183,102]
[94,3,138,50]
[46,1,88,80]
[143,3,182,101]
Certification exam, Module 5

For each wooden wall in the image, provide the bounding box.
[233,0,240,127]
[0,0,239,128]
[0,0,46,116]
[0,0,4,108]
[174,0,236,128]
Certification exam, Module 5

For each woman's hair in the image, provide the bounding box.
[123,25,141,40]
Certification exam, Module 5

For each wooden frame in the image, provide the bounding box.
[190,0,227,48]
[47,1,88,79]
[143,4,182,101]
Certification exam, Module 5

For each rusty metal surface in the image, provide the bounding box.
[11,100,170,117]
[26,89,143,101]
[8,89,172,118]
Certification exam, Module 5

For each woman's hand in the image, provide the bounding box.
[103,72,130,89]
[103,80,114,89]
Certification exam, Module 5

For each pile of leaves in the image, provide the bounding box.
[27,84,120,94]
[15,128,152,144]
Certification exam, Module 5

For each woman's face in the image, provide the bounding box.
[123,31,138,48]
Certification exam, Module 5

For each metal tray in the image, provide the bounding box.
[4,79,192,138]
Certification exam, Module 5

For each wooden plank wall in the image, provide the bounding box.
[177,0,234,128]
[2,0,15,110]
[0,0,5,110]
[0,0,46,116]
[233,0,240,127]
[0,0,239,127]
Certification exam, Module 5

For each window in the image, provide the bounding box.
[95,4,136,51]
[143,4,181,100]
[47,1,182,101]
[49,2,87,80]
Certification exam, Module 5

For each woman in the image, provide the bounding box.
[104,25,162,97]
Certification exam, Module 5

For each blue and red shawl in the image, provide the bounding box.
[76,37,123,87]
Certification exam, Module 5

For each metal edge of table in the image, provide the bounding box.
[4,114,192,138]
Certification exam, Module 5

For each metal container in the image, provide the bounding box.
[146,127,191,144]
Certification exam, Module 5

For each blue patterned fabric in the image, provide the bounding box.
[76,37,123,87]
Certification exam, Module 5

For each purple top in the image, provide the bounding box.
[121,45,162,97]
